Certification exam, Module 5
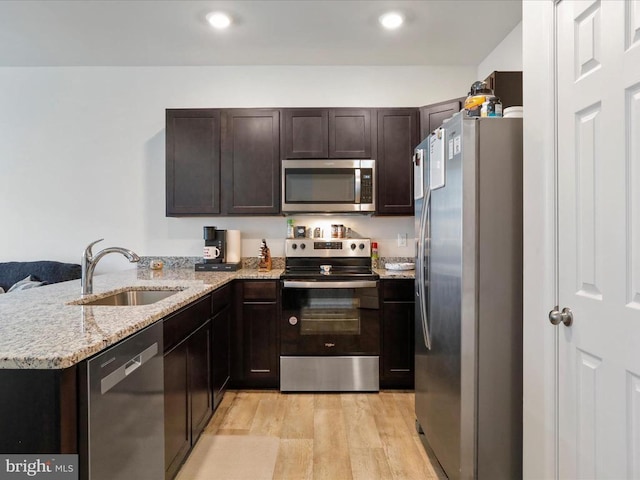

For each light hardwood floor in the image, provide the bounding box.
[181,390,445,480]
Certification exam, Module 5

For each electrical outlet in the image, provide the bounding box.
[397,233,408,247]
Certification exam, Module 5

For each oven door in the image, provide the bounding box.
[281,280,380,355]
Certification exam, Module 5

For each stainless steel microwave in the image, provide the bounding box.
[281,159,376,213]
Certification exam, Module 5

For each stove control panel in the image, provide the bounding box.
[285,238,371,257]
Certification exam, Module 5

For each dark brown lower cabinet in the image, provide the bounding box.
[0,367,77,454]
[189,322,213,439]
[381,279,415,389]
[231,280,279,388]
[211,304,231,407]
[164,341,190,480]
[163,295,213,480]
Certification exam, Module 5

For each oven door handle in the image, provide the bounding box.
[282,280,378,289]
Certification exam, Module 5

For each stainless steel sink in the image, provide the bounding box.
[77,288,183,306]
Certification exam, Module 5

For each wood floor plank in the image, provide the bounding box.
[412,436,447,479]
[218,390,261,432]
[350,447,394,480]
[383,432,436,480]
[272,439,313,480]
[392,391,419,436]
[342,394,383,448]
[313,407,353,480]
[313,393,342,410]
[190,391,441,480]
[280,394,314,439]
[369,394,410,439]
[250,396,287,437]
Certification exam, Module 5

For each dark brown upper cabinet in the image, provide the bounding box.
[283,108,372,159]
[221,109,281,215]
[329,109,372,158]
[166,109,221,216]
[419,98,463,141]
[376,108,419,216]
[283,109,328,158]
[483,71,523,109]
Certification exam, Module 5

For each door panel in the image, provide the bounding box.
[556,1,640,478]
[629,83,640,308]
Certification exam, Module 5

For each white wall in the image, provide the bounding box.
[476,22,523,81]
[0,66,476,272]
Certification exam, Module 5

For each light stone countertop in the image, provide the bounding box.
[0,266,408,370]
[375,268,415,279]
[0,267,283,370]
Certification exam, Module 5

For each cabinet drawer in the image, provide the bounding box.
[163,294,212,353]
[211,283,232,316]
[382,280,414,302]
[243,281,277,301]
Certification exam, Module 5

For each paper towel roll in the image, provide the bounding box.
[226,230,241,263]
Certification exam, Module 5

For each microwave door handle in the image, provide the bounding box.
[354,169,361,204]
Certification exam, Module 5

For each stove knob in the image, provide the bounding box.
[350,243,357,250]
[359,243,365,250]
[300,243,306,250]
[291,243,297,250]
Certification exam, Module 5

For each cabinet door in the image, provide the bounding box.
[419,98,463,141]
[329,109,372,158]
[282,109,328,158]
[164,342,190,480]
[376,109,419,215]
[242,302,279,387]
[188,321,212,444]
[221,109,280,214]
[166,109,221,216]
[484,71,523,109]
[211,304,231,409]
[381,301,415,389]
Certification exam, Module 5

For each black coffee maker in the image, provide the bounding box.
[203,226,225,263]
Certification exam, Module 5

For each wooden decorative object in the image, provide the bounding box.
[258,239,272,272]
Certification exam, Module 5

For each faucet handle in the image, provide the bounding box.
[83,238,104,259]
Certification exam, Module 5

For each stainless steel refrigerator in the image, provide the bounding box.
[414,112,523,479]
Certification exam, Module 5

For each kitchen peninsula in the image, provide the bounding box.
[0,264,413,479]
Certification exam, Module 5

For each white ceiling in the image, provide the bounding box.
[0,0,522,67]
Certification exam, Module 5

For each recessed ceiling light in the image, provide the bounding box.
[379,12,404,30]
[206,12,232,29]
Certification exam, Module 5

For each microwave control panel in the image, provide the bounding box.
[360,169,373,203]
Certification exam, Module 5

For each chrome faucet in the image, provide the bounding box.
[81,239,140,295]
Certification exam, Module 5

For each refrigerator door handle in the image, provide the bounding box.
[418,189,432,350]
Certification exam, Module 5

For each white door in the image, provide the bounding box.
[556,0,640,478]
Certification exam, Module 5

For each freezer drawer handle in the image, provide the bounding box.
[100,342,159,394]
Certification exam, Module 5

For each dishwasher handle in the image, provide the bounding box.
[100,342,158,394]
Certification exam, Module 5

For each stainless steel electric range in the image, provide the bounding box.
[280,238,380,392]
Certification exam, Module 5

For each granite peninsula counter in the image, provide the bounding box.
[0,268,283,369]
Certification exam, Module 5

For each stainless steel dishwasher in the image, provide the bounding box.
[82,321,164,480]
